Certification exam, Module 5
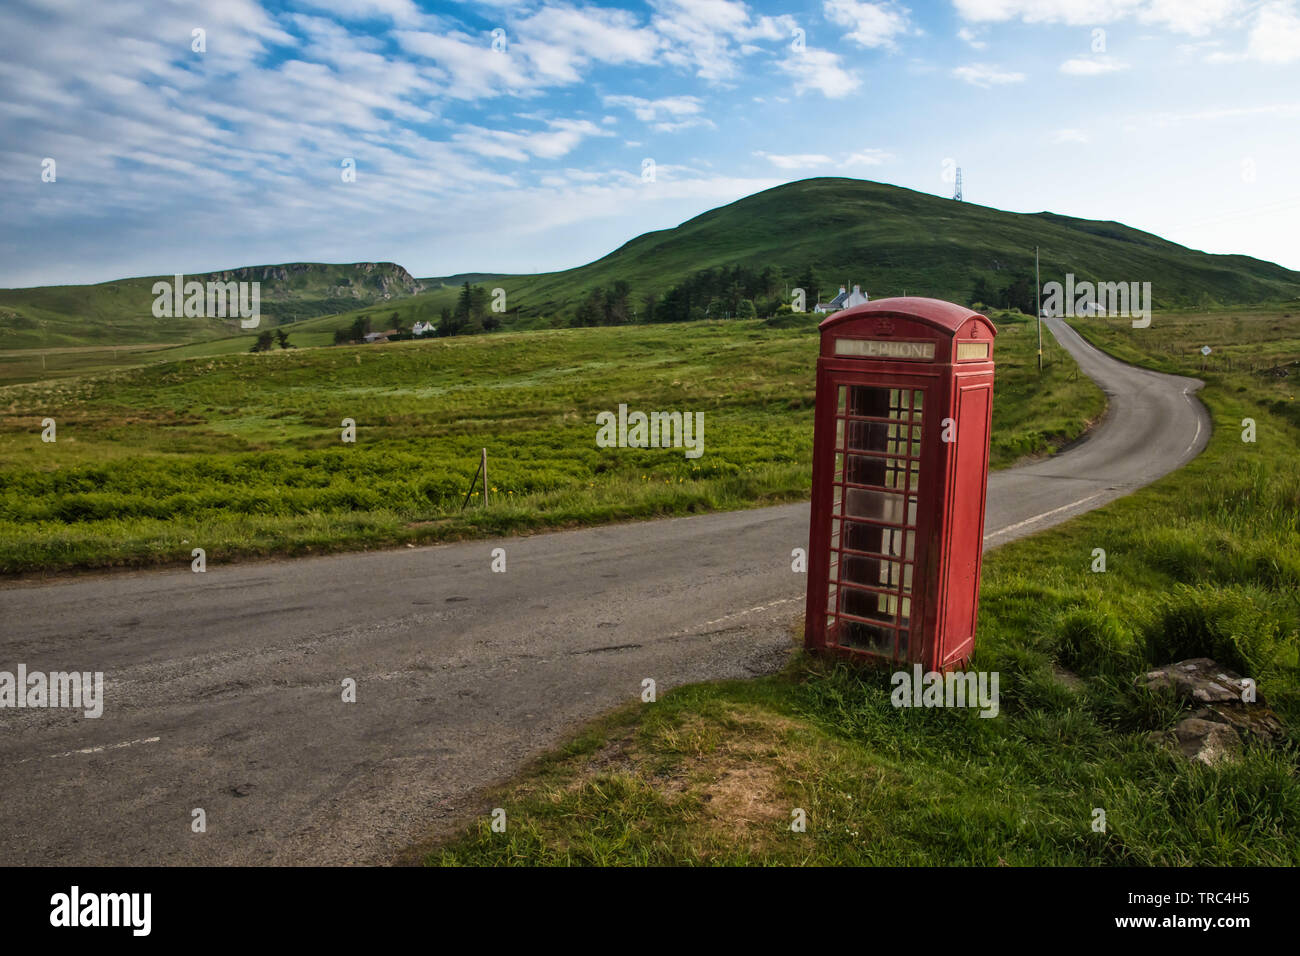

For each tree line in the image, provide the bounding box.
[579,264,828,326]
[331,281,502,344]
[327,267,1040,345]
[250,329,294,352]
[439,281,502,336]
[970,274,1036,315]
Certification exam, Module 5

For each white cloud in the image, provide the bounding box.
[954,0,1243,36]
[952,63,1027,86]
[397,5,660,98]
[1060,55,1129,74]
[777,48,862,97]
[602,94,714,131]
[0,0,641,273]
[650,0,797,82]
[1246,1,1300,62]
[756,149,891,169]
[755,151,835,169]
[1188,1,1300,63]
[453,119,613,162]
[515,4,661,80]
[1139,0,1243,36]
[653,117,717,132]
[957,27,987,49]
[294,0,423,23]
[822,0,910,49]
[394,29,537,99]
[953,0,1144,25]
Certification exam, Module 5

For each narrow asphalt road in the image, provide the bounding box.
[0,317,1209,865]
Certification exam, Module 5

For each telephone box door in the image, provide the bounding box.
[823,382,926,662]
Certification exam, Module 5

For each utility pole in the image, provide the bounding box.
[1035,246,1043,374]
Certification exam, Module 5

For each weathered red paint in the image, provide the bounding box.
[803,297,997,671]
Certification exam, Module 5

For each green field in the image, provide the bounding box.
[418,308,1300,867]
[0,310,1098,575]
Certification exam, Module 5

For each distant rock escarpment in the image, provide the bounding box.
[199,262,425,300]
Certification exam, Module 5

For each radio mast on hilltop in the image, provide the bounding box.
[953,167,963,202]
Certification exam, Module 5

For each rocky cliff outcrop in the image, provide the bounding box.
[198,262,424,299]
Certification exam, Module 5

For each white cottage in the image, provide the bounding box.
[814,284,869,314]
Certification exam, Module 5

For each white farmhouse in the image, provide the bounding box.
[814,284,869,314]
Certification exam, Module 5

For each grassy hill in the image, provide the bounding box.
[217,178,1300,346]
[0,261,425,350]
[431,177,1300,325]
[4,177,1298,370]
[419,272,506,288]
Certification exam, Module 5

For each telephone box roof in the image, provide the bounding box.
[819,296,995,337]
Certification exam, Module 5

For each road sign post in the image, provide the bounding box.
[1036,247,1042,374]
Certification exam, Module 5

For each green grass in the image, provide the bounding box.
[0,343,197,386]
[420,308,1300,867]
[0,311,1099,574]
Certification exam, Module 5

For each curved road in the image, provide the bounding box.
[0,316,1209,865]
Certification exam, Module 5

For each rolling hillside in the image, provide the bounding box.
[477,177,1300,319]
[0,261,424,350]
[260,178,1300,340]
[4,178,1299,357]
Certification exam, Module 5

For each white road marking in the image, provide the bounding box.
[983,491,1109,542]
[701,596,801,629]
[1181,388,1204,459]
[39,736,161,762]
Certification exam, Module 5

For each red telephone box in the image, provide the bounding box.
[804,297,996,671]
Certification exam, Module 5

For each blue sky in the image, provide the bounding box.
[2,0,1298,288]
